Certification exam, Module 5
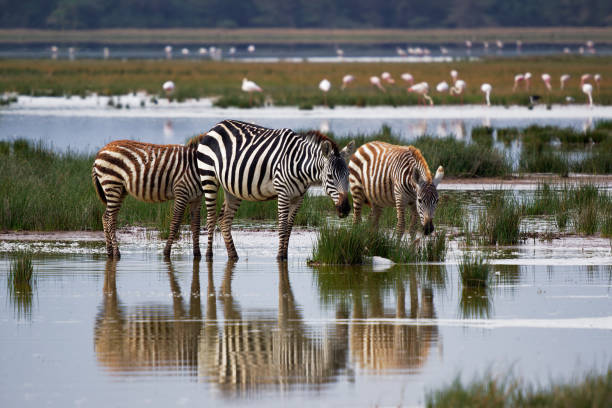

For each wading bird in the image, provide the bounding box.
[370,76,386,92]
[381,72,395,84]
[582,83,593,108]
[341,74,355,90]
[513,74,524,92]
[408,82,433,106]
[541,73,552,91]
[480,83,492,106]
[401,73,414,85]
[319,79,331,106]
[450,70,458,83]
[450,80,466,104]
[241,78,262,105]
[594,74,601,93]
[560,74,571,90]
[524,72,532,91]
[162,81,175,99]
[247,44,255,53]
[580,74,592,87]
[436,81,449,93]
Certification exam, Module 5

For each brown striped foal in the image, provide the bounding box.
[348,141,444,236]
[92,136,204,258]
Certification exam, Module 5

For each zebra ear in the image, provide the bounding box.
[321,140,333,158]
[340,140,356,161]
[433,166,444,187]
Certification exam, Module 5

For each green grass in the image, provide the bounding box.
[309,223,447,265]
[426,369,612,408]
[478,191,522,245]
[459,253,490,288]
[7,251,36,318]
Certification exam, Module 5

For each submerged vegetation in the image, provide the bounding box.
[1,56,611,106]
[426,369,612,408]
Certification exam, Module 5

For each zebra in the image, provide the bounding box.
[92,137,204,258]
[348,141,444,236]
[196,119,355,261]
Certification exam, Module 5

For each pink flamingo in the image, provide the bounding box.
[319,79,331,106]
[370,76,385,92]
[480,83,492,106]
[401,73,414,85]
[524,72,532,91]
[580,74,592,87]
[242,77,262,105]
[436,81,449,93]
[560,74,571,90]
[341,74,355,90]
[450,80,466,104]
[381,72,395,84]
[582,83,593,108]
[450,70,458,83]
[513,74,524,92]
[408,82,433,106]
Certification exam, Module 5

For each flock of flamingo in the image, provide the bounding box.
[238,69,601,108]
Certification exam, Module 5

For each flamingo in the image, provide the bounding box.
[242,78,262,105]
[401,73,414,85]
[247,44,255,53]
[181,48,190,56]
[450,70,458,83]
[408,82,433,106]
[496,40,503,50]
[516,40,523,53]
[481,83,492,106]
[436,81,449,93]
[450,80,466,104]
[162,81,175,100]
[336,48,344,57]
[582,83,593,108]
[199,47,208,55]
[370,76,385,92]
[580,73,592,86]
[513,74,524,92]
[319,79,331,106]
[103,47,110,59]
[524,72,532,90]
[341,74,355,90]
[594,74,601,93]
[381,72,395,84]
[164,45,172,59]
[396,47,407,56]
[560,74,571,90]
[228,46,236,55]
[541,73,552,91]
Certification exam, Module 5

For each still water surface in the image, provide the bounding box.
[1,230,611,407]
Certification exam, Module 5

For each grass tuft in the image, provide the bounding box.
[478,191,522,245]
[459,253,490,288]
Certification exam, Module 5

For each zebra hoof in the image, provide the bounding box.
[205,251,213,261]
[163,248,171,258]
[276,255,288,262]
[193,249,202,258]
[228,253,239,262]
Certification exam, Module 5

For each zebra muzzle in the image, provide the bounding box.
[423,220,434,235]
[336,194,350,218]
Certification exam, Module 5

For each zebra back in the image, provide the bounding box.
[93,140,202,203]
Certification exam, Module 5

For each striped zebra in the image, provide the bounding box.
[92,137,204,258]
[348,141,444,236]
[197,120,355,261]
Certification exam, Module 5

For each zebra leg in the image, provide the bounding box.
[220,192,241,261]
[204,187,219,261]
[351,185,365,225]
[189,197,202,258]
[102,210,112,257]
[279,195,305,260]
[369,205,382,230]
[395,194,407,238]
[163,193,189,259]
[276,193,291,261]
[104,185,125,258]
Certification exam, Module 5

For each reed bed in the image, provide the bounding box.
[309,223,447,265]
[1,56,611,106]
[478,191,522,245]
[426,369,612,408]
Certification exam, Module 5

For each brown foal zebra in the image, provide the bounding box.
[348,141,444,236]
[92,137,204,258]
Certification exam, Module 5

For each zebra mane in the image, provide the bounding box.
[185,133,205,148]
[302,130,340,154]
[408,146,432,182]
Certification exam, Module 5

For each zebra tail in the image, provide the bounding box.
[92,166,107,204]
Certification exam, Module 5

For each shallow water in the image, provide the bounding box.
[1,96,611,154]
[1,228,611,407]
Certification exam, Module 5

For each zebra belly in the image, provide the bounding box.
[221,177,277,202]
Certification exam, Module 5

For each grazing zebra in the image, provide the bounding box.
[92,137,204,258]
[349,141,444,236]
[197,119,355,261]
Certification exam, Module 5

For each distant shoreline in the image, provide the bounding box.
[1,27,612,45]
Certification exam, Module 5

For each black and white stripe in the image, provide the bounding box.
[196,120,355,261]
[92,138,204,258]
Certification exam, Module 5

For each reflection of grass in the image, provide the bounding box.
[426,369,612,408]
[459,253,490,288]
[310,223,447,265]
[7,251,36,318]
[459,287,491,319]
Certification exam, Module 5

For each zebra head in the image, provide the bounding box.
[321,140,355,218]
[414,166,444,235]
